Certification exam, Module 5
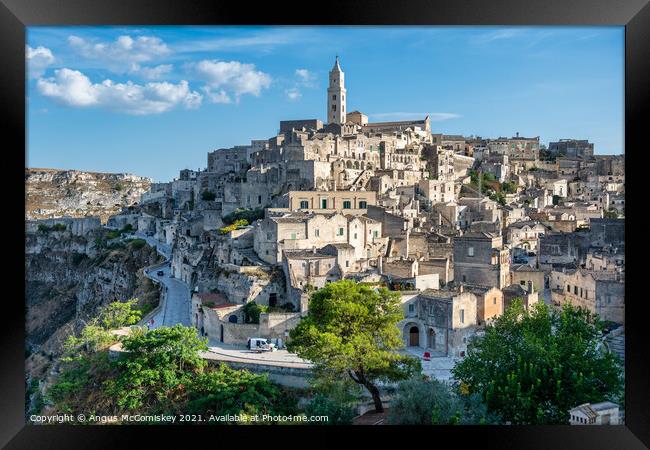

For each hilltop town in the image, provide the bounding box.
[26,57,625,389]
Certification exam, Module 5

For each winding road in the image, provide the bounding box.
[131,233,191,328]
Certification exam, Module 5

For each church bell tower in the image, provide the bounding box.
[327,56,346,125]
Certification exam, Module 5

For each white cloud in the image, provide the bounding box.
[129,63,173,80]
[285,88,301,101]
[193,59,271,103]
[26,45,55,78]
[36,68,202,115]
[369,112,460,121]
[68,34,170,65]
[472,29,525,44]
[295,68,316,88]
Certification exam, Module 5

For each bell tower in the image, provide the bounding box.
[327,56,346,125]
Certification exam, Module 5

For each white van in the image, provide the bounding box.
[247,338,276,353]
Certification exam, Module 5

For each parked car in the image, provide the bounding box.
[157,270,164,276]
[247,338,276,353]
[527,252,536,257]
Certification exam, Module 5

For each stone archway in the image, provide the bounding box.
[408,326,419,346]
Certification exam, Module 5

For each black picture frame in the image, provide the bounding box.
[3,0,648,447]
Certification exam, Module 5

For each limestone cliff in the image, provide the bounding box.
[25,168,152,224]
[25,227,163,401]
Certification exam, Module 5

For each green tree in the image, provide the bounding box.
[452,299,623,424]
[287,280,421,412]
[243,301,263,324]
[303,375,361,425]
[186,363,295,422]
[107,325,208,412]
[389,376,500,425]
[98,299,142,330]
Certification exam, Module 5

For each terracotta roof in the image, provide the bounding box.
[194,292,238,309]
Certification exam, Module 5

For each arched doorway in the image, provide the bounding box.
[409,326,419,347]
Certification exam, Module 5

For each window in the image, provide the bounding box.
[332,105,336,111]
[463,275,467,282]
[338,227,344,236]
[315,229,320,237]
[373,230,379,238]
[460,309,465,324]
[408,304,415,313]
[321,198,327,209]
[332,94,336,100]
[291,233,296,240]
[567,285,571,292]
[359,201,367,209]
[266,232,272,240]
[354,233,357,239]
[343,200,352,209]
[574,286,578,295]
[299,200,309,209]
[258,195,262,204]
[468,246,474,257]
[345,261,350,267]
[493,297,497,305]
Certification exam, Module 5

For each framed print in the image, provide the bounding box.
[2,0,648,447]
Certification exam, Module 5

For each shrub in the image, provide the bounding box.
[219,219,249,235]
[114,183,124,192]
[222,208,264,225]
[129,239,146,250]
[388,376,500,425]
[201,190,216,201]
[71,252,88,266]
[243,301,262,324]
[304,394,356,425]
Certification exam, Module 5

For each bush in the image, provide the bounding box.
[106,230,121,240]
[201,190,216,201]
[243,301,262,324]
[222,208,264,225]
[99,299,142,330]
[129,239,146,250]
[219,219,249,235]
[114,183,124,192]
[37,223,67,232]
[304,394,356,425]
[71,252,88,266]
[388,376,500,425]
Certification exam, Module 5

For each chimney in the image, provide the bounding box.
[459,284,464,293]
[377,255,383,274]
[312,246,317,254]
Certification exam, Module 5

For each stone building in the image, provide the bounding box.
[510,264,546,292]
[506,220,551,251]
[549,139,594,159]
[399,288,478,357]
[286,190,376,212]
[551,268,624,324]
[453,232,510,288]
[253,211,386,266]
[569,402,620,425]
[502,283,539,311]
[462,284,504,325]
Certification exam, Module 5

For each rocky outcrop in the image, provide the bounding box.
[25,168,152,223]
[25,228,163,390]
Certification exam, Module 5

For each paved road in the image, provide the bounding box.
[205,338,311,368]
[131,233,191,328]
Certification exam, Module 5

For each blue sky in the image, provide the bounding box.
[27,26,624,182]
